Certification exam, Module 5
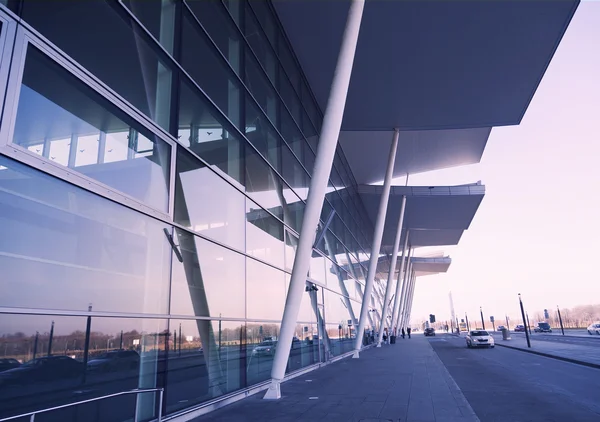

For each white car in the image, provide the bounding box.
[466,330,495,348]
[587,323,600,335]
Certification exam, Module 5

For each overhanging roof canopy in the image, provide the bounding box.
[273,0,577,131]
[338,255,451,281]
[273,0,577,183]
[358,183,485,249]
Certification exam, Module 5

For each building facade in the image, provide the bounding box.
[0,1,383,420]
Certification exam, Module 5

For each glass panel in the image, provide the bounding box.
[0,313,166,422]
[174,148,245,250]
[122,0,177,55]
[284,230,297,272]
[246,199,285,269]
[13,46,171,211]
[309,253,327,286]
[21,1,173,129]
[181,9,242,127]
[326,323,354,357]
[245,50,279,125]
[165,319,245,414]
[246,258,285,320]
[0,156,171,314]
[279,67,302,126]
[170,230,246,319]
[247,0,277,48]
[244,4,278,85]
[301,81,322,133]
[246,321,280,385]
[245,97,281,172]
[186,0,242,75]
[178,77,244,185]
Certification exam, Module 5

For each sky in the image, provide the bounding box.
[406,2,600,326]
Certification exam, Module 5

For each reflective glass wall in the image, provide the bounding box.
[0,1,375,420]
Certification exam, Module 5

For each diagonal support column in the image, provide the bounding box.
[405,270,417,327]
[399,248,413,329]
[391,231,409,333]
[353,128,400,358]
[377,195,406,347]
[403,269,416,328]
[263,0,365,400]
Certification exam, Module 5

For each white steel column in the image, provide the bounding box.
[377,195,406,347]
[353,128,400,358]
[399,249,413,329]
[264,0,365,400]
[391,231,409,333]
[403,270,416,328]
[405,270,417,327]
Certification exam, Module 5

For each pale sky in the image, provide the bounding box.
[407,2,600,326]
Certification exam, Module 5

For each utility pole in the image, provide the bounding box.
[557,306,565,336]
[518,294,531,348]
[480,307,486,330]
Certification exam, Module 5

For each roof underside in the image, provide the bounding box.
[358,184,485,249]
[273,0,578,131]
[272,0,578,183]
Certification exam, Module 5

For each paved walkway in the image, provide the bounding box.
[194,336,479,422]
[495,333,600,367]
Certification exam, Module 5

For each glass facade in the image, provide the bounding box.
[0,1,377,420]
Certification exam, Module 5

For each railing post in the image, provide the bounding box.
[29,415,35,422]
[158,389,164,422]
[134,392,140,422]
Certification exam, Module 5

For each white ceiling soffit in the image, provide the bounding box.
[340,128,490,184]
[357,184,485,248]
[272,0,579,130]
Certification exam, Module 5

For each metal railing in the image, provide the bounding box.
[0,387,164,422]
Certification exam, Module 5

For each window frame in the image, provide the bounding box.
[0,26,177,221]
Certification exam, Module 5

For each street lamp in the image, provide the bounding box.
[518,294,531,348]
[557,305,565,335]
[480,306,486,330]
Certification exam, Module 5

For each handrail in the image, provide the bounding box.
[0,387,164,422]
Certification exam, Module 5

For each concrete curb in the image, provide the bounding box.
[495,343,600,370]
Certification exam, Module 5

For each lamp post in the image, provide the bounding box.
[47,321,55,357]
[465,313,470,332]
[518,294,531,348]
[526,312,532,335]
[480,307,486,330]
[557,306,565,336]
[505,315,510,332]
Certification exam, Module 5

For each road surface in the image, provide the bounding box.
[429,335,600,421]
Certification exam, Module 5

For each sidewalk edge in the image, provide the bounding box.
[495,343,600,370]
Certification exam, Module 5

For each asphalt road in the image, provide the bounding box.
[429,335,600,422]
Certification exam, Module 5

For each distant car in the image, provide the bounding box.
[587,323,600,335]
[466,330,495,348]
[87,350,140,372]
[252,340,277,357]
[0,356,82,386]
[534,322,552,333]
[424,328,436,336]
[0,358,21,373]
[496,325,506,332]
[514,325,526,332]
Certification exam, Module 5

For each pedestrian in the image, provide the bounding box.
[407,327,412,339]
[401,328,405,339]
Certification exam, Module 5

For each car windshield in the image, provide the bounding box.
[471,331,489,336]
[539,323,550,329]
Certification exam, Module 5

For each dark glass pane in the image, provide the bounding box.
[244,3,278,85]
[122,0,177,55]
[301,81,322,133]
[246,321,281,384]
[0,314,166,422]
[174,148,245,250]
[178,77,244,185]
[170,231,245,318]
[13,46,172,211]
[281,146,310,199]
[0,156,171,314]
[21,0,173,130]
[247,0,277,48]
[279,68,303,126]
[245,97,282,172]
[165,319,246,414]
[181,9,242,127]
[246,199,284,269]
[186,0,243,74]
[244,50,279,125]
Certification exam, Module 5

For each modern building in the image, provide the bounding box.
[0,0,577,421]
